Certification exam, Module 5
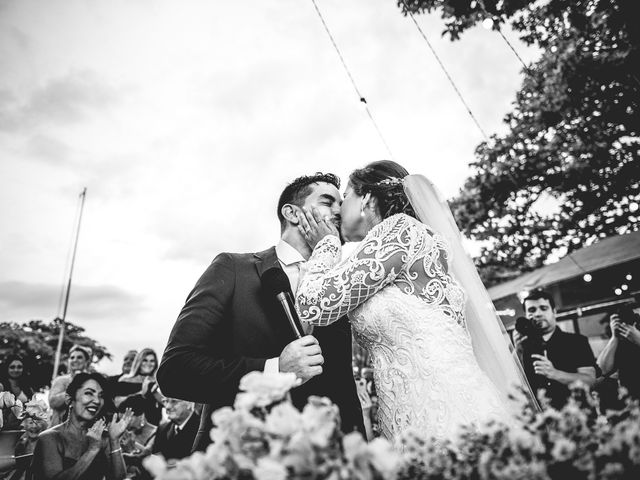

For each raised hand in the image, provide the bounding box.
[108,408,134,442]
[609,313,622,337]
[296,207,339,249]
[617,322,640,346]
[141,376,153,395]
[511,329,527,357]
[87,419,106,449]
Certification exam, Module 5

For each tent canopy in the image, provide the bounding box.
[488,231,640,301]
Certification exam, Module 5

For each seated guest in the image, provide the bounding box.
[114,349,163,426]
[48,345,93,426]
[151,397,199,463]
[0,355,34,429]
[28,372,133,480]
[116,395,157,480]
[513,289,597,408]
[118,395,157,453]
[12,399,49,480]
[597,305,640,401]
[0,355,34,402]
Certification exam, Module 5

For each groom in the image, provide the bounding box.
[157,172,364,452]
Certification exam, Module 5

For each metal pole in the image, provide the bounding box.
[52,188,87,381]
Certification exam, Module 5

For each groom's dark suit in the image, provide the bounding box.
[157,246,364,452]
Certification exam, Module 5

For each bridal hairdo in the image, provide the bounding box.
[349,160,417,220]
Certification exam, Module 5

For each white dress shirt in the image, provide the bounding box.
[264,239,311,373]
[275,239,306,295]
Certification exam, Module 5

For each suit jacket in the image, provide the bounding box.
[157,246,364,452]
[152,413,201,461]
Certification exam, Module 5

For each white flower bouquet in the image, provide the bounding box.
[145,371,399,480]
[145,375,640,480]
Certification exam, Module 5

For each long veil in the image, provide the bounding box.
[404,174,539,412]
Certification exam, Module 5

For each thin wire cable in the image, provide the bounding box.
[309,0,395,158]
[400,0,489,140]
[496,28,531,73]
[475,0,531,73]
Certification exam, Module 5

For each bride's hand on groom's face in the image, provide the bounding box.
[296,207,339,249]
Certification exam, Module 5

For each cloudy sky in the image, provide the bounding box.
[0,0,538,373]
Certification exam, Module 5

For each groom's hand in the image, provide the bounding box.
[279,335,324,384]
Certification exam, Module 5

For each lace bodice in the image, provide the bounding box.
[295,213,508,441]
[296,214,466,329]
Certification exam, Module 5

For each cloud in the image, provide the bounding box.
[0,70,121,133]
[24,134,73,164]
[0,281,146,324]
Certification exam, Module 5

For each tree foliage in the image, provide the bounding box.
[0,319,111,389]
[399,0,640,285]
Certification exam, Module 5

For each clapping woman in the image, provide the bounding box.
[28,373,133,480]
[113,349,163,425]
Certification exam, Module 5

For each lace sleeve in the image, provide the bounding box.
[295,214,420,326]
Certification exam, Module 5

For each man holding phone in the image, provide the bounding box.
[597,304,640,401]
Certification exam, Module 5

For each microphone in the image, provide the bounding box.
[261,267,304,339]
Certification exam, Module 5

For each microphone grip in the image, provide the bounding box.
[276,292,303,339]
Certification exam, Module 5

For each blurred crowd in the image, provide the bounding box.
[1,348,200,480]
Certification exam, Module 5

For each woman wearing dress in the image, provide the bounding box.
[28,372,133,480]
[0,355,34,404]
[0,355,34,429]
[113,349,163,426]
[295,160,535,442]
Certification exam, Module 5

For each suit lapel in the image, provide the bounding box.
[254,247,297,344]
[254,247,281,279]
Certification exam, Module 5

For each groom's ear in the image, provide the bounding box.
[281,204,300,226]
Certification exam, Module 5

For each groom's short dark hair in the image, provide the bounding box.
[277,172,340,231]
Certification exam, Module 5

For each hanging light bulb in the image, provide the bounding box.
[621,284,629,291]
[627,274,633,281]
[482,18,494,29]
[583,273,592,282]
[615,288,623,295]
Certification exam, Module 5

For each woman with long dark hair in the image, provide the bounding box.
[28,372,133,480]
[295,160,535,442]
[0,355,33,403]
[0,355,34,429]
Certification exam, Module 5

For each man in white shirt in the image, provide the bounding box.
[158,172,364,452]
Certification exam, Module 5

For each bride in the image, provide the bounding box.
[294,160,536,442]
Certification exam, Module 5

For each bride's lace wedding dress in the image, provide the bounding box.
[296,213,509,442]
